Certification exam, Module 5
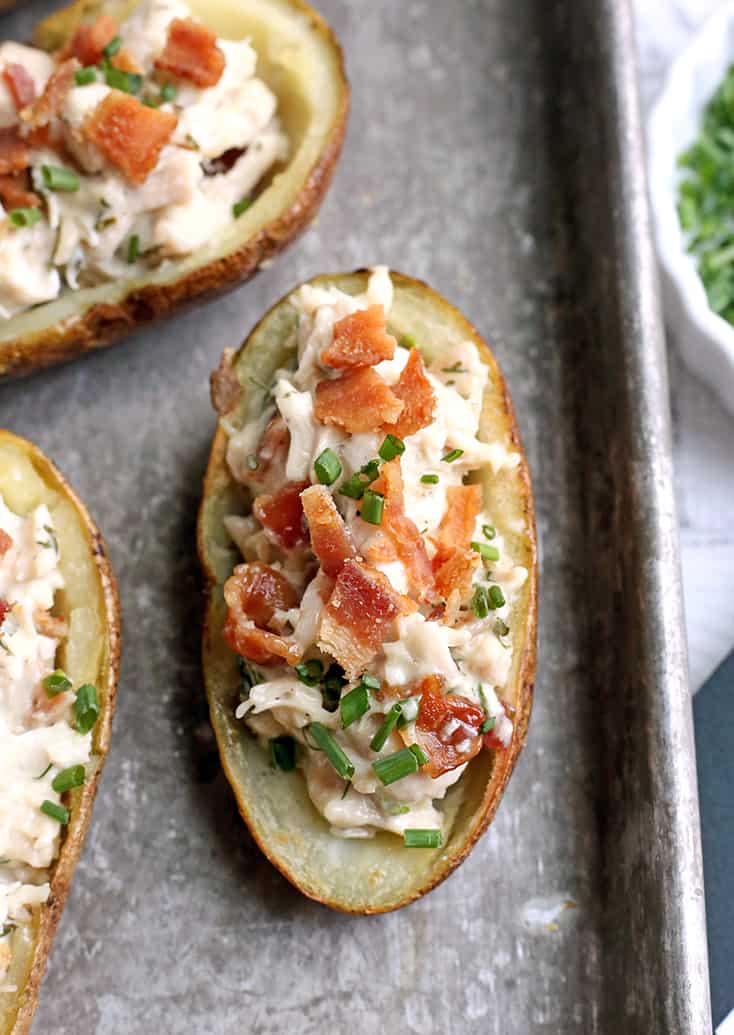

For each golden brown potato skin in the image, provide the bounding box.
[0,431,120,1035]
[0,0,349,380]
[197,271,538,914]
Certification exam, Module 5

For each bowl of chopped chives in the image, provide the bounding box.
[648,1,734,418]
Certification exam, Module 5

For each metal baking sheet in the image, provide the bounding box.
[0,0,712,1031]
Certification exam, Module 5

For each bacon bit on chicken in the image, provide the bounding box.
[301,485,358,577]
[433,484,482,555]
[62,14,118,66]
[0,599,8,626]
[412,682,485,777]
[318,559,412,680]
[210,347,242,416]
[431,484,482,610]
[320,305,397,369]
[367,458,434,597]
[34,610,68,640]
[364,535,398,565]
[0,173,40,210]
[83,92,177,185]
[2,64,36,111]
[242,415,289,495]
[20,59,77,131]
[154,17,225,89]
[314,367,403,434]
[382,348,437,438]
[111,49,144,76]
[0,127,29,175]
[223,562,302,665]
[0,529,12,556]
[433,547,479,605]
[253,481,309,551]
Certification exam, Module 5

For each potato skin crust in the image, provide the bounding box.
[197,271,538,914]
[0,431,120,1035]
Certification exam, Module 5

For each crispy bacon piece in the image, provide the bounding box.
[111,49,144,75]
[0,530,12,556]
[210,348,241,416]
[364,535,397,565]
[367,458,434,597]
[301,485,358,577]
[413,683,485,777]
[154,17,225,89]
[63,14,118,66]
[0,127,28,175]
[382,348,437,438]
[83,92,177,185]
[314,368,403,434]
[223,562,301,665]
[321,305,397,369]
[318,559,410,680]
[0,173,40,210]
[20,59,77,131]
[434,484,482,555]
[0,600,8,626]
[253,481,309,550]
[3,64,36,111]
[241,415,289,494]
[433,547,479,603]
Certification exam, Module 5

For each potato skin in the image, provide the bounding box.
[0,0,349,380]
[0,431,120,1035]
[197,271,538,914]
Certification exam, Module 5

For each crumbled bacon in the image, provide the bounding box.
[223,562,302,665]
[433,484,482,556]
[0,127,29,175]
[320,305,397,369]
[3,64,36,111]
[367,458,434,597]
[364,535,397,565]
[111,49,144,76]
[433,547,479,603]
[413,683,485,777]
[0,599,8,626]
[20,59,77,131]
[382,348,437,438]
[318,559,410,680]
[314,368,403,434]
[253,481,309,550]
[63,14,118,66]
[154,17,225,89]
[240,415,289,494]
[0,530,12,557]
[210,347,241,416]
[300,485,358,577]
[0,173,40,210]
[83,92,177,185]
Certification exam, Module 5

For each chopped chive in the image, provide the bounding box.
[441,448,464,463]
[409,743,429,766]
[295,659,324,687]
[42,164,80,193]
[102,35,122,58]
[269,735,296,771]
[361,673,381,692]
[233,197,252,218]
[397,696,420,728]
[238,657,263,700]
[441,361,468,374]
[43,669,72,697]
[35,763,52,780]
[314,448,342,486]
[421,474,439,485]
[52,765,85,793]
[339,460,380,499]
[160,83,177,103]
[8,207,41,228]
[75,66,97,85]
[127,234,140,264]
[398,333,416,350]
[104,66,142,94]
[404,828,442,848]
[74,684,99,734]
[360,489,384,526]
[488,584,505,609]
[340,684,370,728]
[0,924,15,937]
[379,434,405,461]
[471,585,490,619]
[381,798,411,816]
[370,702,402,752]
[478,686,495,734]
[494,617,511,648]
[471,540,500,562]
[40,800,69,824]
[372,743,427,785]
[322,664,346,711]
[143,96,160,108]
[482,524,496,540]
[306,722,355,780]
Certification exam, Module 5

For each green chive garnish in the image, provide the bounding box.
[127,234,140,264]
[75,66,97,85]
[421,474,439,485]
[379,434,405,461]
[370,703,402,752]
[441,448,464,463]
[295,659,324,687]
[361,674,381,692]
[339,460,380,500]
[8,208,40,228]
[472,585,490,619]
[360,489,384,526]
[372,744,427,785]
[102,35,122,58]
[52,765,85,793]
[404,828,442,848]
[314,448,342,486]
[104,67,142,94]
[42,165,80,192]
[233,197,251,218]
[40,800,69,824]
[478,686,495,734]
[306,722,355,780]
[396,696,420,728]
[398,334,416,350]
[494,617,511,648]
[322,664,346,711]
[43,669,72,697]
[36,763,52,780]
[74,684,99,734]
[269,735,296,771]
[160,83,177,103]
[340,684,370,728]
[488,584,505,609]
[471,541,500,561]
[482,524,496,540]
[380,799,411,816]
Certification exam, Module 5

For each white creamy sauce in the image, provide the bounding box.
[224,268,528,839]
[0,0,288,318]
[0,496,89,990]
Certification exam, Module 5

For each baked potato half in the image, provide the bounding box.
[0,431,120,1035]
[198,270,537,913]
[0,0,348,379]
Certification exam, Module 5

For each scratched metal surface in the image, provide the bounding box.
[0,0,712,1032]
